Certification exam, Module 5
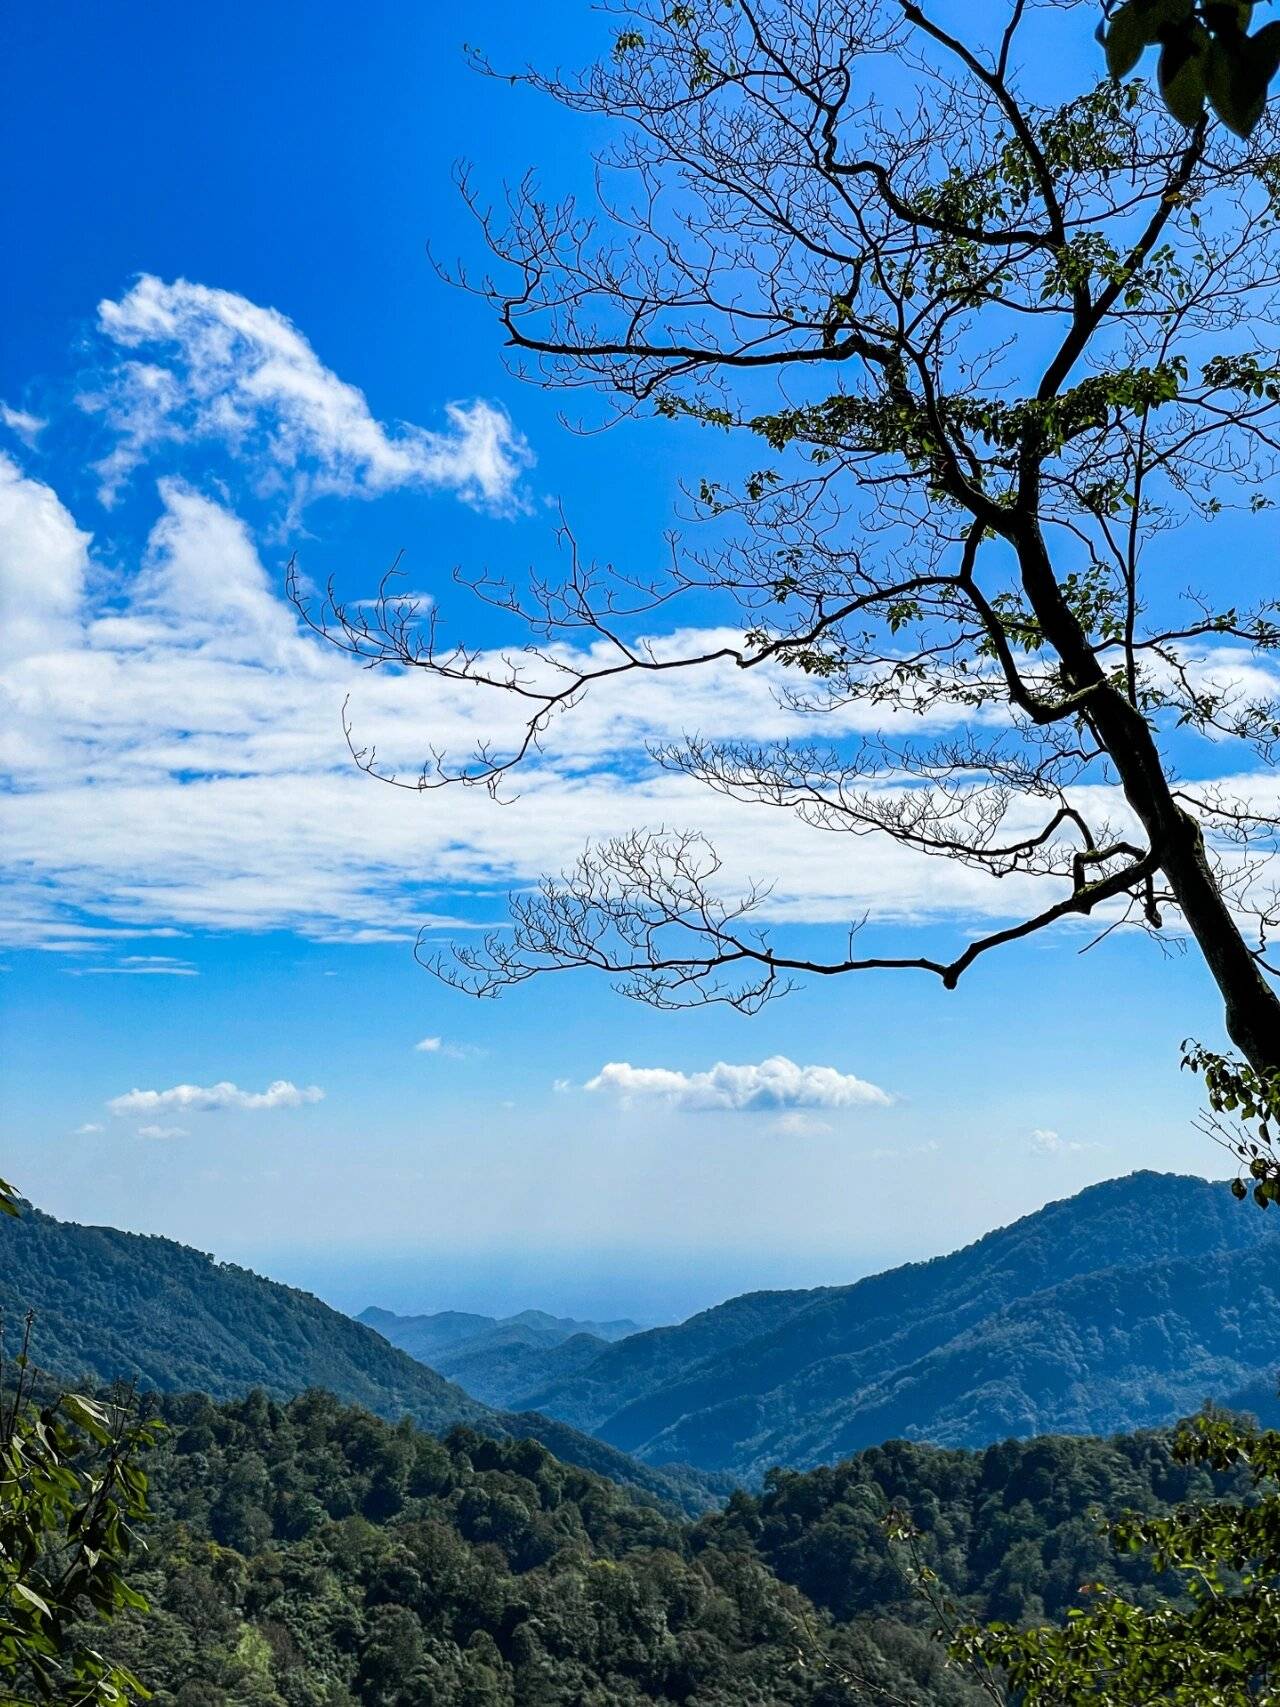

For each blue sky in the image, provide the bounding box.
[0,4,1255,1322]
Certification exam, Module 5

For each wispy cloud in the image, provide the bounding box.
[108,1079,324,1115]
[69,955,198,977]
[773,1111,834,1137]
[73,1122,103,1135]
[137,1123,187,1139]
[86,275,533,512]
[1030,1126,1102,1155]
[584,1054,891,1113]
[414,1035,479,1060]
[5,288,1278,956]
[0,467,1074,947]
[1,404,46,449]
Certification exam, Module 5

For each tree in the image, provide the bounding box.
[0,1316,160,1705]
[301,2,1280,1147]
[948,1411,1280,1705]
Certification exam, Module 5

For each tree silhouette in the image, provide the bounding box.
[300,2,1280,1106]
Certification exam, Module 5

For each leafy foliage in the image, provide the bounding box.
[0,1327,161,1706]
[98,1391,888,1707]
[71,1389,1277,1706]
[1099,0,1280,136]
[954,1412,1280,1704]
[1183,1040,1280,1206]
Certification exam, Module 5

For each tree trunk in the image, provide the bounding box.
[1015,526,1280,1075]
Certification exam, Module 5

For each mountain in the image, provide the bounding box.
[357,1302,641,1405]
[12,1173,1278,1501]
[511,1173,1280,1479]
[0,1203,724,1513]
[359,1303,641,1357]
[515,1286,835,1431]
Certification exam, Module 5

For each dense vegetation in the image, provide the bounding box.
[79,1390,1260,1706]
[956,1412,1280,1704]
[517,1174,1280,1475]
[0,1205,722,1516]
[7,1185,1278,1701]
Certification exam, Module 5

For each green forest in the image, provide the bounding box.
[69,1390,1253,1707]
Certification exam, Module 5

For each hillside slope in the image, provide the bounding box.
[0,1204,723,1512]
[514,1173,1280,1478]
[517,1285,836,1430]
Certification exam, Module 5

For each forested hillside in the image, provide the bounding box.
[0,1204,722,1514]
[94,1390,1253,1705]
[514,1174,1280,1476]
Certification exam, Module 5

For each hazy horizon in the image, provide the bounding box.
[32,1161,1225,1330]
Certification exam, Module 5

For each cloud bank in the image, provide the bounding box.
[4,280,1277,959]
[0,457,1078,952]
[584,1054,891,1113]
[108,1080,324,1115]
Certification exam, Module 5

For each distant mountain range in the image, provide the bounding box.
[357,1303,641,1406]
[499,1172,1280,1479]
[0,1204,724,1513]
[6,1173,1278,1496]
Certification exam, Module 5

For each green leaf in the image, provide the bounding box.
[1104,2,1152,78]
[1208,34,1268,134]
[1160,33,1210,125]
[11,1583,52,1620]
[61,1394,112,1446]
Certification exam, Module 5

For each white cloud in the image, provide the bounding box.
[4,333,1278,957]
[87,275,533,511]
[1,405,47,448]
[108,1079,324,1115]
[137,1124,187,1140]
[69,955,198,977]
[773,1111,834,1137]
[0,473,1075,949]
[0,452,89,658]
[73,1122,103,1135]
[1030,1126,1102,1155]
[415,1035,477,1059]
[584,1054,891,1112]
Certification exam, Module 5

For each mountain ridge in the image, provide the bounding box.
[8,1171,1278,1494]
[508,1172,1280,1477]
[0,1202,725,1513]
[356,1300,644,1408]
